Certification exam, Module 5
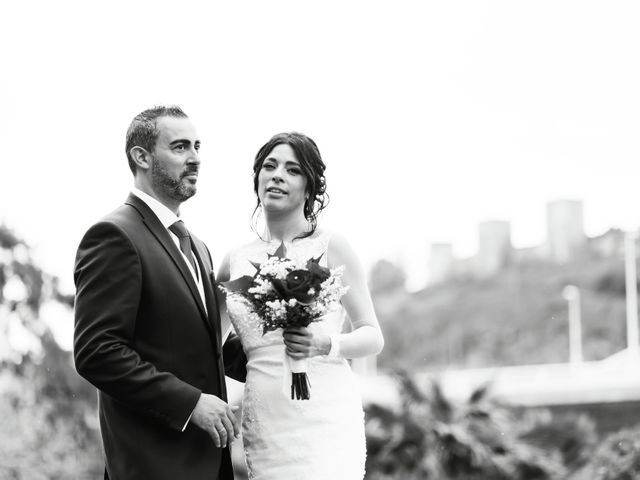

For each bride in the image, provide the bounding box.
[219,132,384,479]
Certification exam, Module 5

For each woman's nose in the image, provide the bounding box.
[271,166,285,182]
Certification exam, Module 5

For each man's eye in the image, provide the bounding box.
[174,144,185,151]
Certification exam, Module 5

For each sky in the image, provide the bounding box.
[1,0,639,296]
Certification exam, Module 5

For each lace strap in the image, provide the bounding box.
[227,245,245,279]
[314,230,332,267]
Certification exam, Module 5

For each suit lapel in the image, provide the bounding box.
[125,194,209,326]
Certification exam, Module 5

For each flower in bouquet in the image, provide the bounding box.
[220,242,349,400]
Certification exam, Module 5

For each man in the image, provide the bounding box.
[74,105,246,479]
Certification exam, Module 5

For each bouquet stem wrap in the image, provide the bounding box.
[283,354,311,400]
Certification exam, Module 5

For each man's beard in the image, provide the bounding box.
[151,160,197,202]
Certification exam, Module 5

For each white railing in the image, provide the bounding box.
[357,348,640,408]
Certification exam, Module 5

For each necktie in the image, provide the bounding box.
[169,220,199,281]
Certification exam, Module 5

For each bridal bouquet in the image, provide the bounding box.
[221,243,348,400]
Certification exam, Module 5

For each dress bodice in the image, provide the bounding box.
[227,230,346,354]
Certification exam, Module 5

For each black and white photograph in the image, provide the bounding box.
[1,1,640,479]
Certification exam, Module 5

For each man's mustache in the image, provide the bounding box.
[181,168,199,177]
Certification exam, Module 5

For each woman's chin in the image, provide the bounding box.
[262,201,296,214]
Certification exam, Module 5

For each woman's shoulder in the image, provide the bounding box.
[304,228,338,256]
[321,230,360,268]
[318,228,348,249]
[308,227,332,243]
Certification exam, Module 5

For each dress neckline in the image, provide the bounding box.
[260,229,326,251]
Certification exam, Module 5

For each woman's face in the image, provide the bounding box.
[257,143,308,215]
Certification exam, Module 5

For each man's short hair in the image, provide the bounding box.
[125,105,188,174]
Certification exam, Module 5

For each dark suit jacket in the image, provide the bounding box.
[74,194,246,480]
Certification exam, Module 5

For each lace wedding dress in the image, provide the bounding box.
[226,231,366,480]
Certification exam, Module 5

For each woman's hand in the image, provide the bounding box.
[283,326,331,359]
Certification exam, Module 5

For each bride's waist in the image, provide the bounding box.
[246,343,284,361]
[245,343,345,369]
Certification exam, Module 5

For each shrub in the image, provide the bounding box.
[570,424,640,480]
[365,373,600,479]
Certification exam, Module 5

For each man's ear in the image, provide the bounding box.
[130,146,152,171]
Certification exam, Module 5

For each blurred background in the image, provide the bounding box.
[2,1,640,478]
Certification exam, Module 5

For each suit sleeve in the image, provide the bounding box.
[223,332,247,382]
[73,221,201,431]
[204,243,248,383]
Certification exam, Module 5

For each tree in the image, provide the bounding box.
[369,259,407,295]
[0,224,102,479]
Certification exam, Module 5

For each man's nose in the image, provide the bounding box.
[187,147,200,164]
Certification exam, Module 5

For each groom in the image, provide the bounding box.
[74,105,246,479]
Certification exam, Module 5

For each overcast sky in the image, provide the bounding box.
[1,0,639,293]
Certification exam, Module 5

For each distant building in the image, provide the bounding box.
[453,256,476,279]
[589,228,626,259]
[546,200,587,263]
[513,243,548,263]
[475,221,512,277]
[428,243,454,285]
[422,199,634,286]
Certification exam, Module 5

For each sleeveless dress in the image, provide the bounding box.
[227,231,366,480]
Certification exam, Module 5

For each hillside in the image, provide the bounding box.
[373,255,630,371]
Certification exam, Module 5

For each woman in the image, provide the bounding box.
[219,132,384,479]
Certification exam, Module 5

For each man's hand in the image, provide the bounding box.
[190,394,240,448]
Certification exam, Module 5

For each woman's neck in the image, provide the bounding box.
[263,210,311,243]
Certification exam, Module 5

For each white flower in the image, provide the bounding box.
[258,257,294,279]
[265,299,287,319]
[315,267,349,308]
[248,277,273,295]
